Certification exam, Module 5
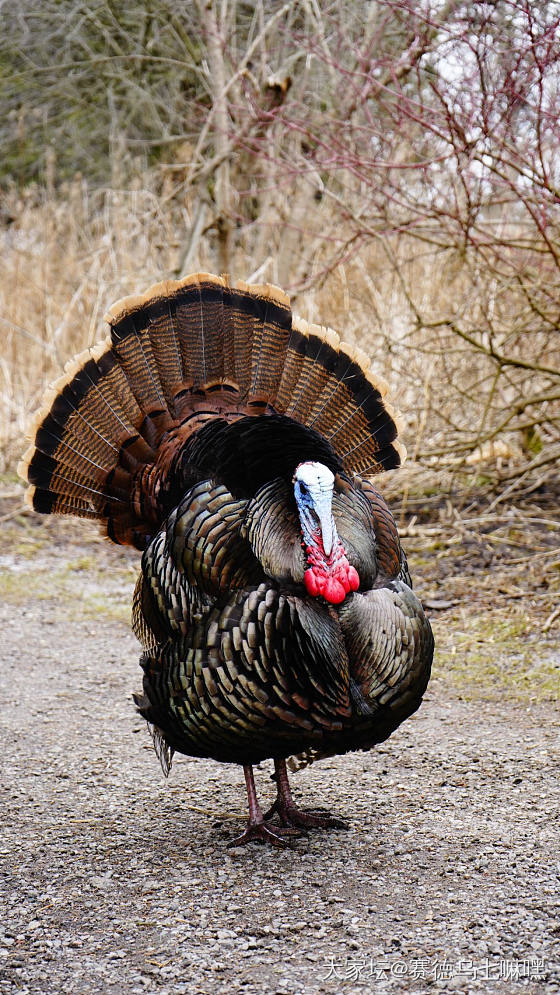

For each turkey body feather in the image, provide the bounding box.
[20,272,433,847]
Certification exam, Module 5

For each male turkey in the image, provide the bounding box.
[20,272,433,847]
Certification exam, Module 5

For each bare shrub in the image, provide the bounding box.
[1,0,559,502]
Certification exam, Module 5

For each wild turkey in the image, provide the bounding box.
[20,272,433,847]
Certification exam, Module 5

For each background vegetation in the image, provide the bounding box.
[1,0,559,519]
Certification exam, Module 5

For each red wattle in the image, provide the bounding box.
[324,577,346,604]
[347,565,360,591]
[304,568,320,597]
[303,541,361,605]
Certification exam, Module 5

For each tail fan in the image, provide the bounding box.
[19,272,405,549]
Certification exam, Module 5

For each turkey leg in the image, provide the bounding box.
[229,765,302,847]
[264,759,349,830]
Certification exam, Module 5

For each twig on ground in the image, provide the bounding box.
[543,606,560,633]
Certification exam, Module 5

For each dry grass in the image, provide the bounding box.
[1,175,559,515]
[1,178,180,467]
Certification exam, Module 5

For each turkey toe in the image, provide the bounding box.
[264,799,348,830]
[228,821,302,848]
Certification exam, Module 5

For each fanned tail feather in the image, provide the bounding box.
[20,271,405,548]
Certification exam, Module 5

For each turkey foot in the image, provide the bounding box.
[229,821,301,848]
[264,801,348,830]
[229,764,302,848]
[265,759,349,830]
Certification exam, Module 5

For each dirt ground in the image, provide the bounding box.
[1,486,559,995]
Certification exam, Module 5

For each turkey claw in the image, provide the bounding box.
[264,800,348,830]
[228,820,302,848]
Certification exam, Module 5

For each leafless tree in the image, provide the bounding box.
[1,0,559,488]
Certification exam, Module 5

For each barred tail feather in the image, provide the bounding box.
[20,271,404,548]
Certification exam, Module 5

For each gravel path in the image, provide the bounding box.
[1,524,559,995]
